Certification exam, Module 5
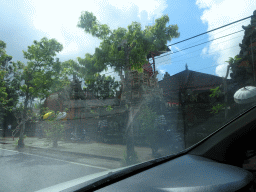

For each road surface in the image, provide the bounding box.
[0,148,107,192]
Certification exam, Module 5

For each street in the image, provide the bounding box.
[0,148,107,192]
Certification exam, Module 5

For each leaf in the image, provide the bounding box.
[77,11,179,73]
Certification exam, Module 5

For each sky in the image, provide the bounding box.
[1,0,256,82]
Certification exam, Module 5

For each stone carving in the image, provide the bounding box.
[231,10,256,85]
[237,11,256,59]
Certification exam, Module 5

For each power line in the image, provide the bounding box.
[155,29,244,60]
[171,33,243,61]
[173,19,248,51]
[155,35,243,66]
[167,15,252,47]
[155,45,238,66]
[194,63,228,72]
[161,35,243,61]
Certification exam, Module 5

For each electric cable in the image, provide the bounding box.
[168,33,243,62]
[148,30,244,63]
[153,33,243,66]
[167,15,252,47]
[155,43,240,66]
[155,30,244,60]
[172,19,249,49]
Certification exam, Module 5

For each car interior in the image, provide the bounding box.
[65,105,256,192]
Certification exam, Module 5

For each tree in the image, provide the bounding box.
[77,11,179,74]
[0,40,23,136]
[41,109,67,148]
[17,37,63,148]
[228,55,246,85]
[77,11,180,164]
[85,74,120,99]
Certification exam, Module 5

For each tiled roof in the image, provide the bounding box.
[159,70,223,90]
[159,69,224,101]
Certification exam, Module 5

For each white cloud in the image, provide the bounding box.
[27,0,167,55]
[60,42,79,55]
[24,0,167,79]
[196,0,256,77]
[159,69,166,74]
[201,47,208,55]
[196,0,221,9]
[155,68,166,81]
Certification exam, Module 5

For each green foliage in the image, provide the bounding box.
[210,86,222,98]
[13,37,65,146]
[61,59,85,80]
[13,102,38,121]
[90,109,98,114]
[211,103,225,114]
[77,11,111,40]
[85,74,120,99]
[77,11,180,75]
[41,110,66,147]
[0,40,23,114]
[44,120,65,143]
[209,86,225,114]
[77,53,105,81]
[228,55,252,85]
[21,37,64,100]
[0,70,8,106]
[225,56,241,65]
[105,105,113,111]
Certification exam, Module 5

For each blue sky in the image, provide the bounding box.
[1,0,255,81]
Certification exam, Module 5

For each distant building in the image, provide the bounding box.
[158,65,226,147]
[42,61,162,142]
[159,65,224,106]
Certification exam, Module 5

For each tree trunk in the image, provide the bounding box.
[53,139,58,148]
[18,96,29,149]
[122,44,136,165]
[126,107,135,165]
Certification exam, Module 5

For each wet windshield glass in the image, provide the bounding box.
[1,1,256,191]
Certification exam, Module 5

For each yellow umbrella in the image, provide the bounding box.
[43,112,55,120]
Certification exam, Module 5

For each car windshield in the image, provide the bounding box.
[1,1,256,191]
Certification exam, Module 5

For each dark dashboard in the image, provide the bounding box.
[95,154,253,192]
